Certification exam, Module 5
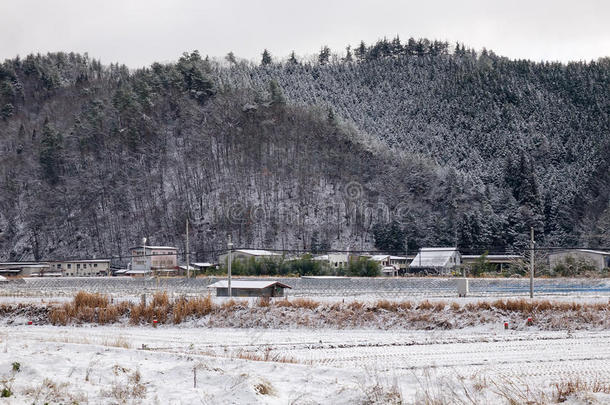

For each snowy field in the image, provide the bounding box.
[2,276,610,301]
[1,325,610,404]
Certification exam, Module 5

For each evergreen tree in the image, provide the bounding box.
[354,41,367,61]
[268,79,286,105]
[225,52,237,64]
[343,46,353,62]
[288,51,299,65]
[318,46,331,65]
[261,49,272,66]
[39,118,63,185]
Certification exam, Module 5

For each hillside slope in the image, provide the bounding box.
[0,42,608,262]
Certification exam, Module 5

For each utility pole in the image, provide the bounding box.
[530,227,535,299]
[227,234,233,297]
[186,218,190,279]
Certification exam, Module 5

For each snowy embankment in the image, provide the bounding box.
[1,326,610,404]
[1,292,609,331]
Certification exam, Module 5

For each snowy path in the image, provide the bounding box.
[1,326,610,403]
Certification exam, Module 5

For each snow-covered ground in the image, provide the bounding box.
[1,325,610,404]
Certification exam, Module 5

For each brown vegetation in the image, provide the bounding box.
[5,291,610,330]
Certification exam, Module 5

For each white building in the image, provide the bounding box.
[409,247,461,274]
[312,253,350,269]
[129,245,178,275]
[51,259,111,277]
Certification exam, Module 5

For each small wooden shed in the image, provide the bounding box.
[207,280,292,297]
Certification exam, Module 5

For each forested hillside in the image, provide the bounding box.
[0,38,609,262]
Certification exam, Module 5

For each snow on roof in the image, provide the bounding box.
[312,255,329,260]
[0,263,49,268]
[461,255,522,259]
[410,247,459,268]
[369,255,390,261]
[208,280,292,289]
[129,246,178,251]
[192,262,213,267]
[234,249,281,256]
[389,256,407,260]
[575,249,610,256]
[51,259,111,263]
[0,275,6,281]
[125,269,152,274]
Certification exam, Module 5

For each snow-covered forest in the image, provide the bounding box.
[0,37,609,262]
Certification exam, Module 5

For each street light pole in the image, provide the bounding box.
[186,218,190,279]
[227,234,233,297]
[529,227,535,299]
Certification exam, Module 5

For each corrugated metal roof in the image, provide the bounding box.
[234,249,281,256]
[208,280,292,289]
[410,248,459,268]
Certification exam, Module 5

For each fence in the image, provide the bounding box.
[1,277,610,299]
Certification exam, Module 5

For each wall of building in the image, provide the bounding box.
[549,251,608,271]
[55,261,110,277]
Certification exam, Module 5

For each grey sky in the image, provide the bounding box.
[1,0,609,67]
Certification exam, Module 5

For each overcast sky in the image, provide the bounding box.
[1,0,609,67]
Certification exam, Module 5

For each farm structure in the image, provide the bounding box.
[129,245,178,275]
[409,248,461,275]
[208,280,292,297]
[217,249,281,265]
[548,249,610,272]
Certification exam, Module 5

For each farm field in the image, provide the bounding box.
[1,325,610,404]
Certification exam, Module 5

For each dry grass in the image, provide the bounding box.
[553,378,610,402]
[288,298,320,310]
[235,347,298,364]
[49,292,130,325]
[253,378,276,396]
[173,295,214,324]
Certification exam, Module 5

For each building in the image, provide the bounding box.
[217,249,281,265]
[0,262,51,277]
[409,247,461,275]
[313,253,350,269]
[548,249,610,272]
[461,255,522,272]
[207,280,291,297]
[129,245,178,276]
[51,259,111,277]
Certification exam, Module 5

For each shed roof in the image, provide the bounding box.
[233,249,281,257]
[208,280,292,289]
[129,246,178,251]
[192,262,213,267]
[369,255,390,261]
[410,247,459,268]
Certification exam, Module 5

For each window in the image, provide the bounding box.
[94,263,98,268]
[77,264,80,269]
[67,264,71,269]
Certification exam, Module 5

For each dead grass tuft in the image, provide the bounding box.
[553,378,610,402]
[253,379,276,396]
[289,298,319,310]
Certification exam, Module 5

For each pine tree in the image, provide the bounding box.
[318,46,331,65]
[261,49,272,66]
[268,80,286,105]
[225,52,237,64]
[39,118,63,185]
[288,51,299,65]
[354,41,367,61]
[343,46,353,62]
